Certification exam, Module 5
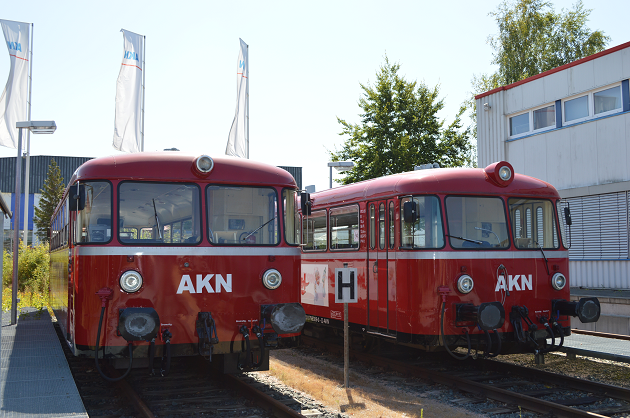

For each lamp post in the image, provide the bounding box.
[11,120,56,325]
[327,161,354,189]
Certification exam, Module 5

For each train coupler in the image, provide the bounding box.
[552,298,601,323]
[510,306,540,346]
[196,312,219,360]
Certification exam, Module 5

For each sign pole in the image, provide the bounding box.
[336,263,357,389]
[344,300,349,388]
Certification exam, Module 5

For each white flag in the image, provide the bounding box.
[113,29,144,153]
[0,20,29,149]
[226,39,249,159]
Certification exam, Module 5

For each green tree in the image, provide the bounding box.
[33,159,65,243]
[331,57,475,185]
[489,0,609,85]
[465,0,609,131]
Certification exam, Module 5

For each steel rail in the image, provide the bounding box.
[223,373,304,418]
[571,329,630,341]
[302,336,609,418]
[115,376,157,418]
[480,358,630,402]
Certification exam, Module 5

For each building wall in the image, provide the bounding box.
[476,42,630,291]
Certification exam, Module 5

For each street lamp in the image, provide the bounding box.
[327,161,354,189]
[11,120,56,325]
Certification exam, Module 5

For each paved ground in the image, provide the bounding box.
[1,308,88,418]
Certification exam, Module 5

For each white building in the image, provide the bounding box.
[476,41,630,294]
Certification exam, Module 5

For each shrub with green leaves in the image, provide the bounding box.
[2,242,50,293]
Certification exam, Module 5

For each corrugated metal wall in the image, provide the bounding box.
[570,260,630,289]
[476,91,506,167]
[278,166,302,190]
[0,156,92,194]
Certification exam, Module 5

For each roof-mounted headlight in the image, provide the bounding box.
[499,165,512,181]
[262,269,282,290]
[120,270,143,293]
[485,161,514,187]
[194,155,214,175]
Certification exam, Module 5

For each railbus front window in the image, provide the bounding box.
[207,185,279,245]
[445,196,509,249]
[118,182,201,245]
[400,196,444,248]
[74,181,113,244]
[302,210,327,251]
[509,198,559,249]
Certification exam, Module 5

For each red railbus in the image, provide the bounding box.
[300,161,599,358]
[49,153,305,379]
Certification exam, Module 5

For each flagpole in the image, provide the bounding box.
[22,22,33,246]
[141,35,145,152]
[246,43,249,159]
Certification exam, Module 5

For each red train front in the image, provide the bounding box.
[300,161,600,358]
[49,153,305,377]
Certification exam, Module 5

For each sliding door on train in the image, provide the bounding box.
[367,200,396,337]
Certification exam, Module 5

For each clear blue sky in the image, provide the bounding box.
[0,0,627,192]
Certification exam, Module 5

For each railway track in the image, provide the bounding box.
[301,335,630,417]
[54,323,309,418]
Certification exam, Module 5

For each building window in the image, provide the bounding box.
[533,105,555,130]
[563,83,623,125]
[564,95,589,122]
[509,103,556,138]
[509,112,529,136]
[594,85,621,115]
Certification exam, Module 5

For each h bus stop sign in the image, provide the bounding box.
[335,267,358,304]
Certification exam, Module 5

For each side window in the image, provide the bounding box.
[302,210,327,251]
[74,181,113,244]
[283,189,300,245]
[379,203,385,250]
[389,201,395,249]
[330,205,359,250]
[369,204,375,250]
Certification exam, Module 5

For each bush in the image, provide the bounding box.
[2,242,50,293]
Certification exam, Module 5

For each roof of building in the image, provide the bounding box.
[475,40,630,100]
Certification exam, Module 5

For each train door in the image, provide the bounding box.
[367,200,396,336]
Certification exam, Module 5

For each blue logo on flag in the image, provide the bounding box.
[124,51,139,61]
[7,41,22,52]
[239,60,245,69]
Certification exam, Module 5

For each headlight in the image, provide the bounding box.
[499,165,512,181]
[262,269,282,290]
[120,270,143,293]
[551,272,566,290]
[457,275,474,294]
[195,155,214,173]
